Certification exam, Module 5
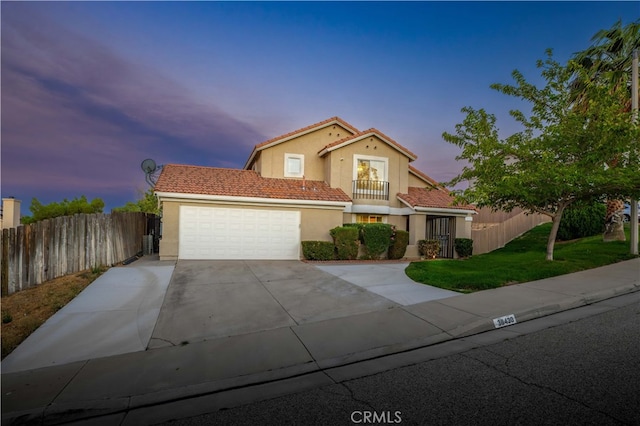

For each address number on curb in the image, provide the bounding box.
[493,314,517,328]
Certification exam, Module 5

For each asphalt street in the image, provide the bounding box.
[161,293,640,426]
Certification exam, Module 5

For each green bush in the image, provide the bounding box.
[454,238,473,258]
[418,239,440,259]
[301,241,335,261]
[557,202,606,241]
[342,223,365,231]
[330,226,360,260]
[388,230,409,260]
[360,223,394,260]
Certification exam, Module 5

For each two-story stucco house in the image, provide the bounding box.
[154,117,476,261]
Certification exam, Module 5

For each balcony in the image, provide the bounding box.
[352,180,389,200]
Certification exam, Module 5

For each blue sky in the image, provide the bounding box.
[1,1,638,216]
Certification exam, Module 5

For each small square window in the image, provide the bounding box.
[284,153,304,177]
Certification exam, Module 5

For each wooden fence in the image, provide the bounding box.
[472,208,551,255]
[1,212,150,296]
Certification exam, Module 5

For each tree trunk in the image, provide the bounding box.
[603,199,626,242]
[546,208,566,261]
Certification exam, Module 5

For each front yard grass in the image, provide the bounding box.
[1,267,106,359]
[406,223,638,293]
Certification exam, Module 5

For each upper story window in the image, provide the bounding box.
[284,153,304,178]
[353,155,389,200]
[354,155,388,182]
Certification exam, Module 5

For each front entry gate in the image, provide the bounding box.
[426,216,456,258]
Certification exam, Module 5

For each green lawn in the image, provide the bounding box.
[406,223,639,293]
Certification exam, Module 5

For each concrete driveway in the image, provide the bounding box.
[148,260,399,348]
[2,259,458,372]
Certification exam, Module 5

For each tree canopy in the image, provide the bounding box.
[22,196,105,224]
[112,189,160,215]
[443,51,640,260]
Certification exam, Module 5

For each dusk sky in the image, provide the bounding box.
[1,1,637,216]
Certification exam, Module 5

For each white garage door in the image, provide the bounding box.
[179,206,301,260]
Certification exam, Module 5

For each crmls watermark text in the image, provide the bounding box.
[351,411,402,424]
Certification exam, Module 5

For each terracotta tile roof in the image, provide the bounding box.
[319,128,417,160]
[397,187,476,211]
[408,165,447,191]
[155,164,352,203]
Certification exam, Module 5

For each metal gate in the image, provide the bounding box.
[426,216,456,258]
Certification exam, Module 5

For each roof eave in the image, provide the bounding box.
[320,130,418,161]
[414,206,477,215]
[155,191,353,209]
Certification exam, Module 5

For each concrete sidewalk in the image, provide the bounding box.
[2,258,638,425]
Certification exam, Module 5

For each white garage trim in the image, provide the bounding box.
[179,206,301,260]
[156,191,351,209]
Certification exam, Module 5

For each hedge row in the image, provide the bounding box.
[305,225,474,260]
[302,223,409,261]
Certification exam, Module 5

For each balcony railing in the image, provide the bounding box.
[352,180,389,200]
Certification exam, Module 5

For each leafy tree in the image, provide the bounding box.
[443,51,640,261]
[112,189,160,215]
[570,19,640,241]
[22,196,105,224]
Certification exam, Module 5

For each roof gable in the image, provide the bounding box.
[244,117,359,169]
[155,164,351,203]
[318,128,417,161]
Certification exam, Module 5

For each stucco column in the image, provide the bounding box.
[158,201,179,261]
[1,198,21,229]
[408,214,426,245]
[456,215,473,239]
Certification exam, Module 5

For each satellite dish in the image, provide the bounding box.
[141,159,157,174]
[141,158,163,187]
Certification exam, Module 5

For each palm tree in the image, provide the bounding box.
[570,19,640,241]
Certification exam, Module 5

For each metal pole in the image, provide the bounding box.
[631,49,638,255]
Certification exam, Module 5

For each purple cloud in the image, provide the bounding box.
[1,5,266,208]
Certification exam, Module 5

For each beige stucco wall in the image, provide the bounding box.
[158,199,344,260]
[455,216,473,239]
[325,136,410,209]
[252,124,355,181]
[408,214,427,245]
[159,201,180,260]
[408,173,435,188]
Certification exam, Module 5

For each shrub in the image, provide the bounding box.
[454,238,473,258]
[388,230,409,259]
[418,239,440,259]
[330,226,360,260]
[301,241,335,261]
[360,223,394,260]
[557,201,606,241]
[342,223,365,231]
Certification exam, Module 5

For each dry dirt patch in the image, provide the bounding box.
[1,267,105,359]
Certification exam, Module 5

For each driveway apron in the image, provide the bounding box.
[148,260,397,349]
